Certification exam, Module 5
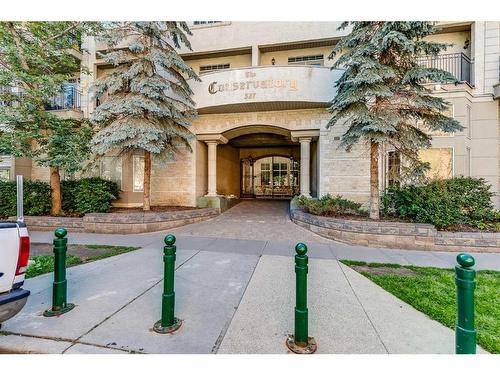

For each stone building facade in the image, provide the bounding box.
[3,21,500,209]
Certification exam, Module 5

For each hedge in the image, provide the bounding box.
[0,177,119,218]
[381,177,500,230]
[297,194,364,217]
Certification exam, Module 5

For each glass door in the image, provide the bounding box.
[241,156,299,198]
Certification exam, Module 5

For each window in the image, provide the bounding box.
[193,21,222,25]
[288,55,324,66]
[0,154,12,181]
[133,155,145,192]
[199,64,230,74]
[273,162,289,187]
[100,156,122,189]
[0,168,10,180]
[419,148,453,179]
[260,163,271,186]
[387,151,401,187]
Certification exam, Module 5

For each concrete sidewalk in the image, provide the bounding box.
[219,255,487,354]
[0,243,487,354]
[30,230,500,270]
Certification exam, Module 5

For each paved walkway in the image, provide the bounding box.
[29,200,500,270]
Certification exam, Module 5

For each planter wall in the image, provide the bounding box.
[18,208,219,234]
[290,205,500,253]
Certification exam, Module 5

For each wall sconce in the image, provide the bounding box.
[271,58,276,65]
[463,39,470,50]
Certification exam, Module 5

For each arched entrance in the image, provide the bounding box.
[197,125,318,202]
[241,155,300,198]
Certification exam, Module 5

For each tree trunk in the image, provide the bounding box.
[369,141,380,220]
[50,166,62,216]
[143,150,151,211]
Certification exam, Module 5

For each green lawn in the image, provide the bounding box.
[26,245,140,279]
[341,260,500,354]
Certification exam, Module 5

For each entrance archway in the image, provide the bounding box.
[241,155,300,198]
[197,125,318,202]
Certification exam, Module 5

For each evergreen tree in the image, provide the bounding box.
[328,22,463,219]
[0,21,102,215]
[90,22,199,211]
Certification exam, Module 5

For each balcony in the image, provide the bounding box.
[45,84,81,111]
[191,65,343,114]
[416,52,473,86]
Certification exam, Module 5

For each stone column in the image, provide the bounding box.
[206,141,218,197]
[299,137,312,197]
[251,45,260,66]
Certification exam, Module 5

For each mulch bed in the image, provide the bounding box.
[109,205,200,213]
[30,243,112,258]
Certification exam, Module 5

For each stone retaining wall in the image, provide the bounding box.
[290,205,500,253]
[19,208,219,234]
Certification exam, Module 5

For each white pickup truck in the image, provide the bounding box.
[0,220,30,326]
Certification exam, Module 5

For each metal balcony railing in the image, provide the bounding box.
[45,85,81,111]
[1,84,81,110]
[416,52,473,85]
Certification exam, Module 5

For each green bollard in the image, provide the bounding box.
[455,253,476,354]
[153,234,182,334]
[286,242,317,354]
[43,228,75,317]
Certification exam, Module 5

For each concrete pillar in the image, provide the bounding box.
[299,138,312,197]
[251,45,260,66]
[206,141,218,196]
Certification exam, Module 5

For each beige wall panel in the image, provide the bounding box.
[425,31,471,55]
[216,144,240,196]
[151,145,196,207]
[195,141,208,198]
[471,138,499,157]
[239,147,300,160]
[13,157,32,179]
[187,54,252,73]
[260,46,334,67]
[192,109,329,135]
[471,119,499,138]
[31,165,50,182]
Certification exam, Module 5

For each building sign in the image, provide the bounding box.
[208,71,298,100]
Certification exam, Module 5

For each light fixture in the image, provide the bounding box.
[271,58,276,65]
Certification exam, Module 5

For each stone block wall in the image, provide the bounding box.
[18,208,219,234]
[290,205,500,253]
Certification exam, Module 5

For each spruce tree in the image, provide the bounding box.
[328,22,463,219]
[0,22,100,215]
[90,22,199,211]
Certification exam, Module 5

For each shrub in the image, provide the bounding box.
[0,177,119,218]
[60,179,80,214]
[381,177,499,230]
[297,194,363,217]
[62,177,119,214]
[0,180,52,218]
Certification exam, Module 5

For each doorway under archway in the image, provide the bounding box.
[241,155,300,198]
